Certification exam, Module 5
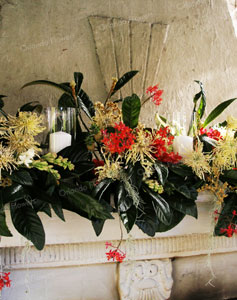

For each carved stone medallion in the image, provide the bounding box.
[118,259,173,300]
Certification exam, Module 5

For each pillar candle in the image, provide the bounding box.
[49,131,72,153]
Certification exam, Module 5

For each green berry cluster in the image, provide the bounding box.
[145,179,164,194]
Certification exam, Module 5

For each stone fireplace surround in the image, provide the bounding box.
[1,192,237,300]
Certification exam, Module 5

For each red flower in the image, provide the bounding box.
[102,122,136,154]
[233,210,237,216]
[152,127,182,164]
[0,272,11,291]
[105,243,126,263]
[200,127,222,141]
[93,159,104,168]
[146,84,163,106]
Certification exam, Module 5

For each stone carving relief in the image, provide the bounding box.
[118,259,173,300]
[226,0,237,36]
[88,16,169,99]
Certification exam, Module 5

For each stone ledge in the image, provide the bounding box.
[1,233,237,270]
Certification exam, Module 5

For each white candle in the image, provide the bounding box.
[49,131,72,153]
[173,135,193,158]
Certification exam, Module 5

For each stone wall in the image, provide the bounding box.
[0,0,237,126]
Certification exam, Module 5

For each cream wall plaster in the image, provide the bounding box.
[0,0,237,127]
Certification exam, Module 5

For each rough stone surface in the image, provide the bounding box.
[171,252,237,300]
[0,0,236,128]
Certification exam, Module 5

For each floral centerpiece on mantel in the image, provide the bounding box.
[0,71,236,251]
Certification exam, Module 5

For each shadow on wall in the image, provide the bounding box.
[170,253,237,300]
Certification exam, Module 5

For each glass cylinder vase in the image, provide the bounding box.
[44,107,76,153]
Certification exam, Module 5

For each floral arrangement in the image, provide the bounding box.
[0,71,236,252]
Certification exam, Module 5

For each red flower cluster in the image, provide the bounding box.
[146,84,163,106]
[105,242,126,263]
[219,210,237,237]
[101,122,136,154]
[0,272,11,291]
[200,127,222,141]
[152,127,182,164]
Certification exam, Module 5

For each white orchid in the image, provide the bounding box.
[17,148,35,167]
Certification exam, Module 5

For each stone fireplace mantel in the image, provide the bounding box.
[1,193,237,300]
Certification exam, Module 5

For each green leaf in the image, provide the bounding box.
[19,101,43,113]
[122,94,141,128]
[10,200,45,250]
[0,192,12,236]
[154,162,168,185]
[92,178,113,201]
[74,72,83,95]
[169,164,194,177]
[220,170,237,186]
[92,219,105,236]
[0,210,12,236]
[156,210,185,232]
[10,170,33,186]
[60,183,113,220]
[33,200,52,217]
[168,195,197,218]
[78,89,95,117]
[120,205,137,232]
[136,212,158,237]
[51,202,65,221]
[0,95,6,109]
[2,183,26,204]
[215,193,237,236]
[194,80,206,119]
[116,182,133,212]
[21,80,72,95]
[126,162,144,189]
[58,141,91,163]
[111,71,138,96]
[58,93,75,108]
[143,185,171,225]
[203,98,237,128]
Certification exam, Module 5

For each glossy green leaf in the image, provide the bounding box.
[169,164,194,177]
[194,80,206,119]
[117,182,133,212]
[51,202,65,221]
[58,93,75,108]
[33,200,52,217]
[10,170,33,186]
[92,219,105,236]
[78,89,95,117]
[126,162,144,189]
[0,95,6,109]
[111,70,138,96]
[74,72,83,95]
[143,185,171,225]
[2,183,25,204]
[120,205,137,232]
[220,170,237,186]
[122,94,141,128]
[154,162,168,185]
[60,183,113,220]
[156,210,185,232]
[0,210,12,236]
[92,178,113,201]
[58,141,91,163]
[0,192,12,236]
[136,212,158,237]
[168,195,197,218]
[21,80,72,95]
[10,200,45,250]
[215,193,237,236]
[19,101,43,113]
[203,98,237,128]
